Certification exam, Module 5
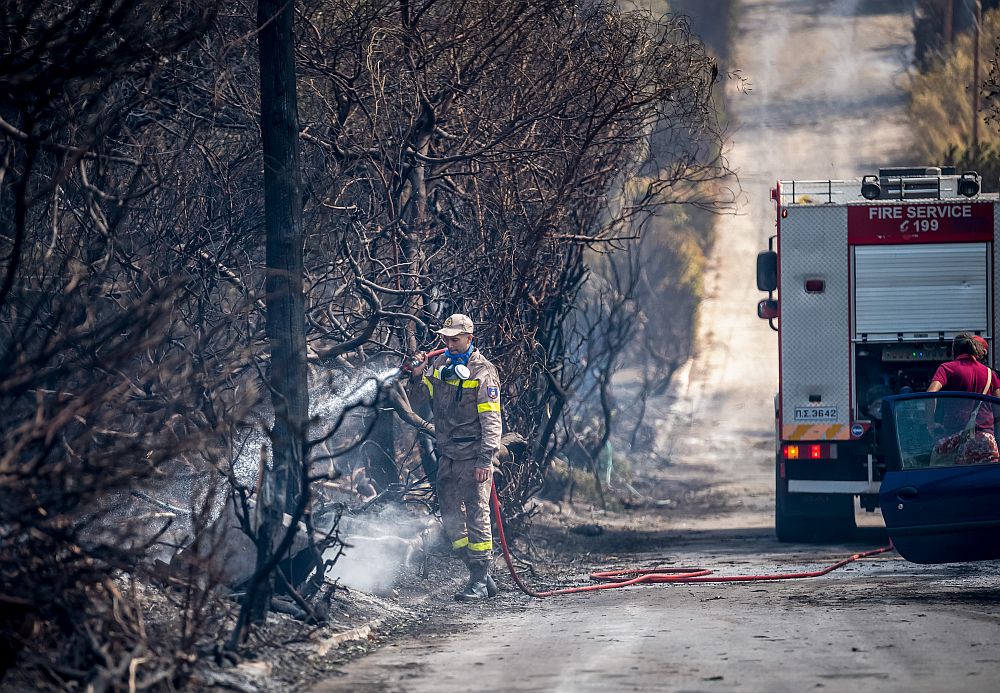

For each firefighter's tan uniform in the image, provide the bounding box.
[416,349,502,568]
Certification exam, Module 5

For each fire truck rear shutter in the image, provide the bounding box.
[853,243,989,339]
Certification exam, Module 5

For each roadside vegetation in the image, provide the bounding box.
[559,0,739,507]
[908,0,1000,188]
[0,0,733,689]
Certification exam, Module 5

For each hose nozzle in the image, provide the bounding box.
[402,347,446,373]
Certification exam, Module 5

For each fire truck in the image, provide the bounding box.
[757,167,997,541]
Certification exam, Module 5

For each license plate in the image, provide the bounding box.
[793,407,838,422]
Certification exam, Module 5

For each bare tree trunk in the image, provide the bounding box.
[944,0,954,46]
[365,408,398,491]
[972,0,981,164]
[251,0,309,625]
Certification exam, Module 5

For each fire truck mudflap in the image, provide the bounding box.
[758,167,999,542]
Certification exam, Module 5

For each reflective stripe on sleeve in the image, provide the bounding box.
[422,376,434,396]
[477,402,500,413]
[468,540,493,552]
[452,537,469,549]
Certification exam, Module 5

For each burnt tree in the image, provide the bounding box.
[244,0,311,629]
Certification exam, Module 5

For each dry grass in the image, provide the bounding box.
[908,9,1000,170]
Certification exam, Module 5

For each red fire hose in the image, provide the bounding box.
[490,483,894,598]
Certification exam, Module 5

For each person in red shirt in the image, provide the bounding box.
[926,333,1000,465]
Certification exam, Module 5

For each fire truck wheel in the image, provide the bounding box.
[775,463,856,543]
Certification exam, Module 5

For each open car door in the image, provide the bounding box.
[879,392,1000,563]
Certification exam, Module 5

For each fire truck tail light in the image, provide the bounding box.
[782,443,836,459]
[804,279,825,293]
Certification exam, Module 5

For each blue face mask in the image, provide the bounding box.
[445,341,474,366]
[441,341,474,382]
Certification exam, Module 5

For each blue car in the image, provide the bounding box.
[879,391,1000,564]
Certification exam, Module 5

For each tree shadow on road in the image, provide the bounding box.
[529,519,891,563]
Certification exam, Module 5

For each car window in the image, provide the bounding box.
[891,396,1000,470]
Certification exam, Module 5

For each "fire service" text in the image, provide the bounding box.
[867,204,973,220]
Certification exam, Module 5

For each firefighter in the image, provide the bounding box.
[408,313,502,601]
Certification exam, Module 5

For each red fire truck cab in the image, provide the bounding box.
[757,167,997,542]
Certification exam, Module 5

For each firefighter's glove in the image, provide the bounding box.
[409,351,428,378]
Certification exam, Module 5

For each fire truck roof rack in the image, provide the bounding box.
[778,168,979,205]
[879,166,956,177]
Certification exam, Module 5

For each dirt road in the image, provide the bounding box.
[315,2,1000,690]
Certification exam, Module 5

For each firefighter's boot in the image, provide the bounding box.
[456,552,498,598]
[455,562,493,602]
[452,552,477,600]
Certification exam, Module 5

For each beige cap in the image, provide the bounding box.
[435,313,475,337]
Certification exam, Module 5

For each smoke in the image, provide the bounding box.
[127,359,406,569]
[322,503,439,595]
